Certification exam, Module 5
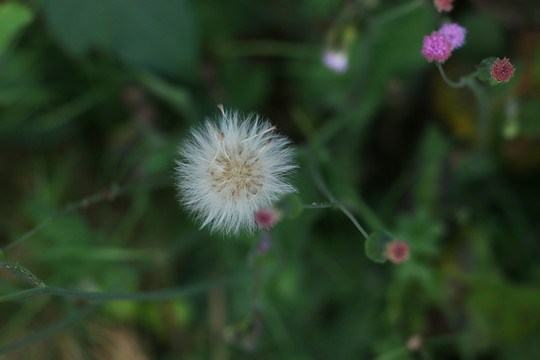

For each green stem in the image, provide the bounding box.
[436,63,491,153]
[302,202,335,209]
[0,261,44,288]
[310,160,369,239]
[0,274,250,303]
[436,63,468,88]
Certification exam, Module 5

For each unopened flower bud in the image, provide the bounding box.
[434,0,454,13]
[254,208,281,229]
[385,240,410,264]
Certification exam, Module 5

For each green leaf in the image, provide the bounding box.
[364,231,394,263]
[43,0,198,79]
[0,2,34,56]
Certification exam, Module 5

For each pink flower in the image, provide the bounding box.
[438,23,466,50]
[434,0,454,13]
[422,32,452,63]
[254,208,281,228]
[490,57,515,83]
[385,240,410,264]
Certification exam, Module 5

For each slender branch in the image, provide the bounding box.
[0,273,251,356]
[436,63,468,88]
[436,63,491,153]
[302,202,335,209]
[0,261,44,288]
[309,159,369,239]
[0,274,250,303]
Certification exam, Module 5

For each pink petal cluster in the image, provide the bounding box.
[438,23,466,50]
[434,0,454,13]
[422,32,452,63]
[421,23,466,63]
[490,57,515,83]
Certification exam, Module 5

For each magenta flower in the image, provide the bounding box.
[438,23,466,50]
[322,50,349,73]
[422,32,452,63]
[491,57,515,83]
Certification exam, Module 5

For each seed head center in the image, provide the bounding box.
[209,146,262,199]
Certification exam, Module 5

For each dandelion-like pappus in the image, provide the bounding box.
[175,106,296,235]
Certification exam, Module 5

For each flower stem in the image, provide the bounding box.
[0,261,44,288]
[436,63,491,153]
[302,202,335,209]
[309,159,369,239]
[0,273,250,303]
[436,63,468,88]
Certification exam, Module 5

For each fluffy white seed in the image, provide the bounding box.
[175,110,296,235]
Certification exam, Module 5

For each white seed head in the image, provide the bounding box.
[175,109,296,235]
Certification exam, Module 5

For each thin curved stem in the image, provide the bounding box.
[309,159,369,239]
[436,63,468,88]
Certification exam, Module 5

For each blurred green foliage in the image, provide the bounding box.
[1,0,540,359]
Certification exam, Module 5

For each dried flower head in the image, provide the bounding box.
[385,240,410,264]
[322,50,349,73]
[438,23,466,50]
[434,0,454,13]
[490,57,515,83]
[422,31,452,63]
[175,106,296,235]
